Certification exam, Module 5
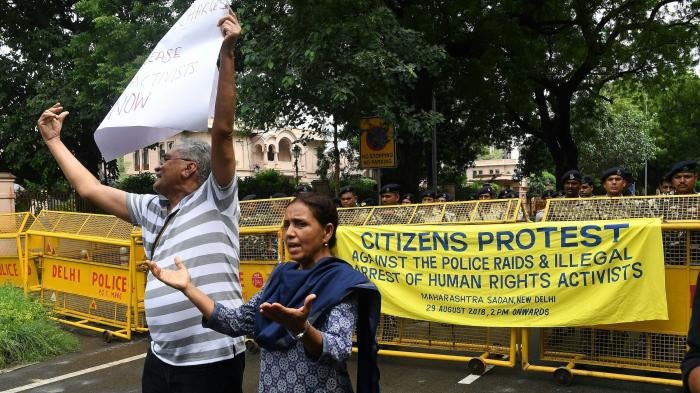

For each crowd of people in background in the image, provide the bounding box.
[240,160,698,223]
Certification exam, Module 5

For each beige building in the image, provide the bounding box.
[0,171,16,213]
[122,129,324,183]
[465,146,529,196]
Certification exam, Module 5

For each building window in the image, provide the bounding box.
[267,145,275,161]
[489,169,494,174]
[473,170,477,178]
[142,148,149,170]
[159,143,166,163]
[168,142,174,150]
[478,170,483,175]
[134,151,140,171]
[495,169,500,174]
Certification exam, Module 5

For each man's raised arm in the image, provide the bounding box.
[210,11,241,187]
[37,103,130,221]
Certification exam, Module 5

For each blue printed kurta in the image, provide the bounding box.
[204,292,358,393]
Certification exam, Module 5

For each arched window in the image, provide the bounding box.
[267,145,275,161]
[278,138,292,162]
[252,144,264,163]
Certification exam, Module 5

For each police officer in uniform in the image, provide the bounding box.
[552,170,587,220]
[338,186,359,207]
[476,185,494,200]
[421,190,436,204]
[561,170,583,199]
[669,160,698,195]
[601,167,627,197]
[380,183,401,205]
[579,175,594,198]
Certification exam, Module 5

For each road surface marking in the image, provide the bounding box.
[1,353,146,393]
[458,365,495,384]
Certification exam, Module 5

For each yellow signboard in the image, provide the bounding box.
[42,258,130,304]
[359,117,396,168]
[335,218,667,327]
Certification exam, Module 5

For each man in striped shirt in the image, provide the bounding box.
[37,12,245,393]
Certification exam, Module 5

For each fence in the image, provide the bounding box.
[239,197,292,301]
[14,190,99,215]
[0,212,38,292]
[26,210,147,342]
[520,194,700,386]
[338,199,528,372]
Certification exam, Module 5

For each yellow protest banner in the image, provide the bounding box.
[335,218,667,327]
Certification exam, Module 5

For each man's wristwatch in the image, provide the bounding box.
[293,320,311,341]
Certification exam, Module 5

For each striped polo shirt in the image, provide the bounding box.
[127,174,245,366]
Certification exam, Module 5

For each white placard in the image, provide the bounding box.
[95,0,230,161]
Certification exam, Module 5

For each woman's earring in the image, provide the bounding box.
[323,242,329,247]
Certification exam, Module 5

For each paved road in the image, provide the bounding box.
[0,329,682,393]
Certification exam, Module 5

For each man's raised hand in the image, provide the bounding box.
[37,103,69,143]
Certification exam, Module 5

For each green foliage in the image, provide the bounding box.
[1,0,697,194]
[0,285,78,367]
[576,100,658,180]
[458,181,502,201]
[114,172,156,194]
[315,145,331,182]
[238,169,295,198]
[650,73,700,181]
[0,1,190,190]
[526,171,557,198]
[337,175,377,203]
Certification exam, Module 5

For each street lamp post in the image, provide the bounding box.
[292,145,301,186]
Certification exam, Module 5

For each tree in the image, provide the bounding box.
[114,172,155,194]
[0,1,190,190]
[232,0,491,195]
[576,99,658,185]
[650,73,700,182]
[526,171,557,198]
[232,0,699,191]
[238,169,295,198]
[471,0,699,185]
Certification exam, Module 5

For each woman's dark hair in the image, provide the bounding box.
[289,193,339,247]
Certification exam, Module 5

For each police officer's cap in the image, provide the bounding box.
[667,160,697,177]
[338,186,356,197]
[380,183,401,194]
[421,189,436,198]
[436,192,450,201]
[360,197,376,207]
[581,175,594,186]
[498,189,517,199]
[541,190,556,199]
[560,169,582,183]
[241,194,257,201]
[295,184,313,193]
[270,192,287,198]
[477,186,493,196]
[401,193,416,203]
[622,168,634,183]
[600,167,625,182]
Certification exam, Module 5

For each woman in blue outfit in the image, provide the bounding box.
[147,193,381,393]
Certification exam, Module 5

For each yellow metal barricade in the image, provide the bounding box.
[239,197,292,300]
[339,200,527,373]
[0,212,39,293]
[521,195,700,386]
[26,210,147,342]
